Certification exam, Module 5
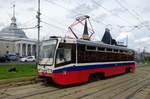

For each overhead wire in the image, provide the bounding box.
[20,18,36,26]
[41,13,67,27]
[44,0,145,43]
[115,0,150,34]
[115,0,150,50]
[44,0,107,40]
[43,0,149,47]
[115,0,142,23]
[44,0,106,25]
[44,0,124,41]
[92,0,133,25]
[41,20,67,31]
[92,0,144,37]
[94,0,150,33]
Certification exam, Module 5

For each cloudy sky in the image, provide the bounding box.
[0,0,150,52]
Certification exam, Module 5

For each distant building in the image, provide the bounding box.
[143,52,150,61]
[135,51,150,62]
[0,5,36,57]
[101,28,117,45]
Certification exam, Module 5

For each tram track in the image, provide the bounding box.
[0,66,150,99]
[62,76,138,99]
[22,66,150,99]
[79,67,150,99]
[81,76,150,99]
[22,69,147,99]
[0,84,60,99]
[125,83,150,99]
[60,72,150,99]
[27,75,136,99]
[0,73,135,99]
[112,78,150,99]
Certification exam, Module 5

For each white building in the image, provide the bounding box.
[0,5,37,57]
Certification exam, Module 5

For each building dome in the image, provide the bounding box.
[0,5,27,39]
[0,24,27,38]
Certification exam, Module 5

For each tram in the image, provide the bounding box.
[37,15,135,85]
[38,37,135,85]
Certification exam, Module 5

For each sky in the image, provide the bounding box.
[0,0,150,52]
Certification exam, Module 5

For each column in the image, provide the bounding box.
[15,43,18,54]
[20,43,23,57]
[35,45,37,58]
[31,44,33,56]
[26,44,28,56]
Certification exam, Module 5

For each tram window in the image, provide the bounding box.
[123,50,128,53]
[98,47,105,51]
[128,50,133,54]
[120,50,123,53]
[78,44,85,51]
[56,48,71,66]
[114,49,118,53]
[86,46,96,51]
[106,48,112,52]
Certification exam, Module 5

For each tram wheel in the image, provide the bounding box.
[125,68,132,73]
[88,73,104,82]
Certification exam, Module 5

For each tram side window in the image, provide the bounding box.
[56,48,71,67]
[86,46,96,51]
[114,49,118,53]
[128,50,134,55]
[120,50,123,53]
[106,48,112,52]
[98,47,105,51]
[78,44,85,51]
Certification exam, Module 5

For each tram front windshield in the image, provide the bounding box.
[40,40,57,65]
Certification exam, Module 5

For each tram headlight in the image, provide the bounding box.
[47,69,52,73]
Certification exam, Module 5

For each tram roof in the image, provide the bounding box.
[47,37,133,51]
[60,37,133,51]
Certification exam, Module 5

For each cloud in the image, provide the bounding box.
[110,8,126,16]
[134,37,150,43]
[0,22,5,27]
[133,37,150,52]
[142,7,150,13]
[0,0,150,52]
[116,32,133,40]
[68,0,100,17]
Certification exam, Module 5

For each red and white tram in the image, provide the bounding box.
[38,37,135,85]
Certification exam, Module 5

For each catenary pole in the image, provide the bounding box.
[37,0,41,64]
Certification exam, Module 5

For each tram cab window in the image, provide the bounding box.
[40,40,57,65]
[56,48,71,67]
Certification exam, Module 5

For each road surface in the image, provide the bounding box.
[0,65,150,99]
